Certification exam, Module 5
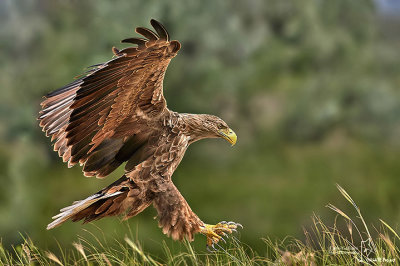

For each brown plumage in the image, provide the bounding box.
[39,19,238,243]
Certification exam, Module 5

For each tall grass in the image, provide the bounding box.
[1,185,398,265]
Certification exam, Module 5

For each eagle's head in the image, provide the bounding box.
[183,114,237,146]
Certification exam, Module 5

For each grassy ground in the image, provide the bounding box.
[1,185,399,265]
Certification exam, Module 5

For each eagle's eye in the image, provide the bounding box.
[217,123,226,130]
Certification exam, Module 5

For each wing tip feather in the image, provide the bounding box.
[121,19,170,48]
[121,37,147,46]
[150,19,170,41]
[135,27,158,41]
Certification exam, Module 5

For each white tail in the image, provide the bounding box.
[47,191,123,230]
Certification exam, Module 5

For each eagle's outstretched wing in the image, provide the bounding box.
[39,19,181,178]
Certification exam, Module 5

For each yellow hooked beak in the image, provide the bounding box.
[218,128,237,146]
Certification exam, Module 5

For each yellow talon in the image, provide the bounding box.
[200,221,242,248]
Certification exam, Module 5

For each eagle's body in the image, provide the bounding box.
[39,20,239,246]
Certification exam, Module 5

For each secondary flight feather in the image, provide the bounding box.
[39,19,241,248]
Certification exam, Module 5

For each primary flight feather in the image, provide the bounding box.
[39,19,241,247]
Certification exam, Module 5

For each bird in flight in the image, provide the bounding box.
[39,19,241,248]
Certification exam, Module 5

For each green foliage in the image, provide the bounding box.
[1,0,400,258]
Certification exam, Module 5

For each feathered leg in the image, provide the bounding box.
[152,181,242,247]
[152,181,203,241]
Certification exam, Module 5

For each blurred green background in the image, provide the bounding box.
[1,0,400,256]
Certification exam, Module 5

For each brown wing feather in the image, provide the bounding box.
[38,20,181,178]
[121,38,147,47]
[150,19,170,41]
[135,27,159,41]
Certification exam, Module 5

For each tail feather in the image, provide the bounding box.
[47,175,152,230]
[47,192,122,229]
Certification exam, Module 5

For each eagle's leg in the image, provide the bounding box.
[200,221,242,248]
[153,181,243,246]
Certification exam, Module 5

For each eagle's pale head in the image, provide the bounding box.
[182,114,237,145]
